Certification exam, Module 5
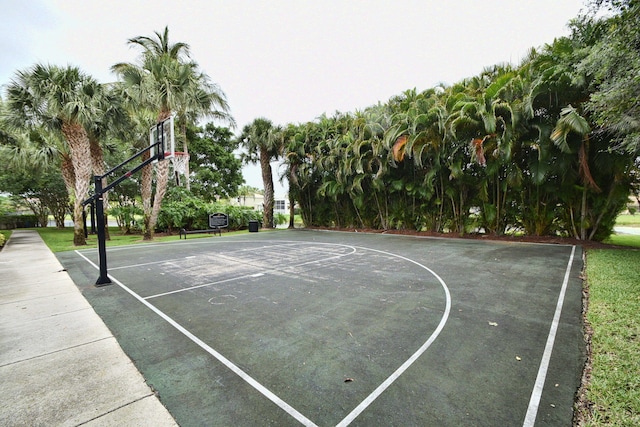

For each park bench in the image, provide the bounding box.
[179,227,222,239]
[179,213,228,239]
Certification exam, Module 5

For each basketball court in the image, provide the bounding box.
[57,229,585,426]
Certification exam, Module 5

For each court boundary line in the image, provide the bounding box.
[74,240,452,426]
[522,245,577,427]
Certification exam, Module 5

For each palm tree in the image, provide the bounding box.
[551,105,599,239]
[112,26,231,239]
[275,124,301,228]
[284,120,325,227]
[83,81,126,240]
[238,118,280,229]
[4,64,102,245]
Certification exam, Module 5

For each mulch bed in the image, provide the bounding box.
[306,226,633,250]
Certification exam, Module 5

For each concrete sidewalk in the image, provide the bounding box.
[0,230,177,426]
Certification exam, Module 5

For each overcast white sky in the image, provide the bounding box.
[1,0,586,195]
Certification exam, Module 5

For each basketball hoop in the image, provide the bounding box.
[171,151,189,175]
[150,115,175,163]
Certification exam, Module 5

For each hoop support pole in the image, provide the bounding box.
[94,176,111,286]
[79,132,169,286]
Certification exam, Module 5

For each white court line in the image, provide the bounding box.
[144,273,261,299]
[335,246,451,427]
[224,241,349,255]
[109,257,186,270]
[74,249,319,427]
[522,245,577,427]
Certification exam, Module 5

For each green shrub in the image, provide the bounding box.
[109,204,143,234]
[157,188,261,232]
[221,204,262,229]
[0,232,6,248]
[274,212,288,226]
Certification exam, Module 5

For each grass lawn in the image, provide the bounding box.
[604,233,640,247]
[36,227,256,253]
[578,229,640,426]
[613,213,640,227]
[582,244,640,426]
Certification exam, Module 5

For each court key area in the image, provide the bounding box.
[57,229,585,426]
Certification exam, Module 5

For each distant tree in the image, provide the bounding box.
[0,164,69,228]
[0,195,14,217]
[187,123,243,201]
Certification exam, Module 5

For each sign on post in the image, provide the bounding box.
[209,213,229,229]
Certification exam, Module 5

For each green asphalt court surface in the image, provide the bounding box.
[57,229,585,426]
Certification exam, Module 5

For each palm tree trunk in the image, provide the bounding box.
[182,121,190,190]
[303,187,313,226]
[287,164,298,228]
[150,159,170,234]
[90,138,110,240]
[141,153,153,240]
[288,192,296,229]
[60,154,76,210]
[260,148,275,228]
[580,186,588,240]
[578,137,599,240]
[437,173,445,232]
[495,177,500,235]
[588,182,615,240]
[61,122,91,246]
[352,198,365,229]
[569,206,579,239]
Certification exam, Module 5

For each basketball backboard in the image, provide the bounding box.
[149,115,175,161]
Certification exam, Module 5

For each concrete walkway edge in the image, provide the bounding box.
[0,230,177,427]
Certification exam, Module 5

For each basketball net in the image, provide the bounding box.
[171,152,189,175]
